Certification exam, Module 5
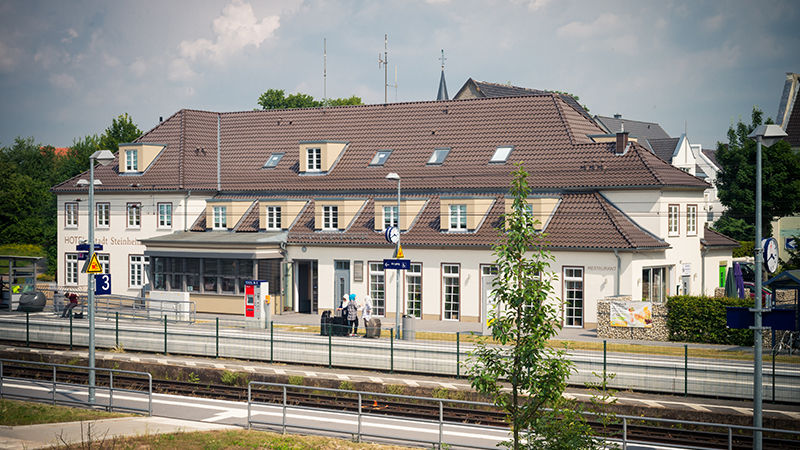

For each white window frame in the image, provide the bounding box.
[686,204,697,236]
[307,147,321,171]
[563,266,584,328]
[65,202,78,228]
[129,255,149,288]
[449,204,467,231]
[406,263,422,318]
[383,205,398,230]
[97,253,110,274]
[263,152,284,168]
[643,266,669,303]
[213,206,227,230]
[65,253,78,285]
[442,263,460,320]
[323,205,338,230]
[427,147,450,165]
[127,203,141,228]
[125,149,138,172]
[668,204,679,236]
[370,150,392,166]
[490,145,513,163]
[369,262,385,316]
[96,202,110,228]
[265,206,282,230]
[158,202,172,229]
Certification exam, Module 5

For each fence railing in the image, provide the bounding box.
[246,381,800,449]
[0,314,798,403]
[0,358,152,415]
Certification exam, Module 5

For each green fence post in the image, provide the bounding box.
[328,323,332,369]
[390,328,394,374]
[69,314,73,350]
[115,312,119,348]
[270,321,274,363]
[26,312,30,347]
[456,331,460,378]
[215,317,219,358]
[684,344,688,397]
[163,315,168,355]
[603,340,607,384]
[772,348,776,402]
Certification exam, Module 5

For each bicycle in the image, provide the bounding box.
[774,330,799,355]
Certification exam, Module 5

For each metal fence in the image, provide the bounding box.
[0,314,798,403]
[0,358,152,415]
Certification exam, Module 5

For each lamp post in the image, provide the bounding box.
[386,172,401,338]
[85,150,115,403]
[746,124,787,450]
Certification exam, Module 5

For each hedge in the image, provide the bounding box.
[666,296,754,346]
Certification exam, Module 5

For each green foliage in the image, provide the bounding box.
[585,371,619,446]
[385,384,405,396]
[99,113,142,152]
[715,107,800,237]
[467,164,596,449]
[712,215,753,242]
[287,375,304,386]
[666,296,754,346]
[220,370,242,386]
[549,90,590,113]
[732,240,755,258]
[257,88,362,110]
[337,380,354,391]
[0,243,46,257]
[187,372,200,384]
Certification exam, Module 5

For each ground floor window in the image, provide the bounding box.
[129,255,149,288]
[369,262,385,316]
[406,263,422,318]
[564,266,584,327]
[65,253,78,285]
[442,263,460,320]
[643,266,669,302]
[150,256,277,295]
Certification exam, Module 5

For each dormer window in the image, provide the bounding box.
[490,146,513,163]
[449,204,467,230]
[213,206,227,230]
[370,150,392,166]
[265,206,282,230]
[427,147,450,165]
[323,205,338,230]
[263,153,284,169]
[383,205,398,229]
[125,149,139,171]
[307,148,321,171]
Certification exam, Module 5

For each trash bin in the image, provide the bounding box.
[402,314,415,341]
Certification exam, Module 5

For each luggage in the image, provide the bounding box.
[365,318,382,338]
[333,315,349,336]
[320,310,332,336]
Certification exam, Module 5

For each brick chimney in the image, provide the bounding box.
[615,131,629,155]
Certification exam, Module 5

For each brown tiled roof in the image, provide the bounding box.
[464,79,595,122]
[702,225,740,248]
[53,96,706,195]
[233,201,259,232]
[190,207,207,231]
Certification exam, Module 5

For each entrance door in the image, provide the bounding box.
[296,260,318,314]
[480,265,498,336]
[681,275,691,296]
[334,260,350,309]
[564,267,584,328]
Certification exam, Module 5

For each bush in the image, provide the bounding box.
[666,296,754,346]
[732,241,754,258]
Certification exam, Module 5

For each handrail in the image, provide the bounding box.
[0,358,152,416]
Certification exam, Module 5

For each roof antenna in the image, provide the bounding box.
[323,38,327,104]
[378,34,388,103]
[437,49,449,101]
[393,65,399,102]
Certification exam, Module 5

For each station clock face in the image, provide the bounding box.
[764,238,778,273]
[385,226,400,245]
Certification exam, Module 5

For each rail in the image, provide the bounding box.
[0,358,152,416]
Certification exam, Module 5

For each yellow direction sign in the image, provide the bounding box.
[85,253,103,274]
[396,244,404,258]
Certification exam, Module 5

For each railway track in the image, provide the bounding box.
[2,363,798,449]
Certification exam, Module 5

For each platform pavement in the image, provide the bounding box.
[0,416,236,450]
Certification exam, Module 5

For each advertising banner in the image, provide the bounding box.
[610,301,653,328]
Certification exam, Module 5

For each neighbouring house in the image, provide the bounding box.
[52,94,737,329]
[773,72,800,260]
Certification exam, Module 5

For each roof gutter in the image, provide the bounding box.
[614,249,621,296]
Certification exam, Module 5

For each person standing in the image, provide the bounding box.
[361,295,373,336]
[346,293,359,336]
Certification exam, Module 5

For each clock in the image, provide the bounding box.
[763,237,778,273]
[385,226,400,245]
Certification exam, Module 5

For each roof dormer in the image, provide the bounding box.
[299,141,348,174]
[259,199,308,230]
[205,199,255,231]
[118,143,165,174]
[504,195,560,231]
[373,198,428,231]
[439,196,495,232]
[313,198,367,231]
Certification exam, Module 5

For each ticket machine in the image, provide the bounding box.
[244,280,270,328]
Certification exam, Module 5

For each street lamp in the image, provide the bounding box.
[86,149,115,403]
[747,123,787,450]
[386,172,401,338]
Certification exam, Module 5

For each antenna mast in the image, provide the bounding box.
[378,34,388,103]
[323,38,327,102]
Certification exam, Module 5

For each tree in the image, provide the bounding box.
[257,88,362,110]
[779,236,800,272]
[466,164,596,449]
[99,113,142,152]
[714,107,800,240]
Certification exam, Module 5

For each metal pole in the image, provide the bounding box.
[52,365,56,405]
[328,323,332,368]
[109,371,114,411]
[25,312,29,347]
[215,317,219,358]
[456,331,460,378]
[69,314,73,350]
[357,392,362,442]
[754,134,763,450]
[163,315,167,355]
[395,177,401,339]
[390,328,394,373]
[88,157,96,404]
[270,321,274,363]
[439,400,444,448]
[684,344,688,397]
[115,312,119,348]
[247,384,252,430]
[282,386,287,434]
[603,340,607,385]
[623,417,628,450]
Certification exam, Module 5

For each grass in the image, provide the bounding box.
[0,399,129,426]
[109,429,414,449]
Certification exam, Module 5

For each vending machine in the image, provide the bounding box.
[244,280,270,328]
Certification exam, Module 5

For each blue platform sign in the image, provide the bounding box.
[383,259,410,270]
[76,243,103,251]
[78,252,88,261]
[95,274,111,295]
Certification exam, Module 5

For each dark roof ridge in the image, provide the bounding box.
[551,94,578,146]
[631,143,664,184]
[595,115,662,126]
[137,109,185,143]
[178,109,185,189]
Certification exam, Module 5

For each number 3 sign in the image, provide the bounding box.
[95,274,111,295]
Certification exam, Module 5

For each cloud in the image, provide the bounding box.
[556,13,621,38]
[61,28,78,44]
[131,58,147,77]
[34,46,68,69]
[0,41,20,72]
[177,0,280,63]
[49,73,77,90]
[519,0,552,11]
[702,13,725,32]
[168,58,197,81]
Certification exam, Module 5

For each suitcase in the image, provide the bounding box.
[333,315,349,336]
[320,310,332,336]
[365,318,381,338]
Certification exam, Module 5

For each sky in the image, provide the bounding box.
[1,0,798,150]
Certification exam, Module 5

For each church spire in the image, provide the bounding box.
[437,49,449,101]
